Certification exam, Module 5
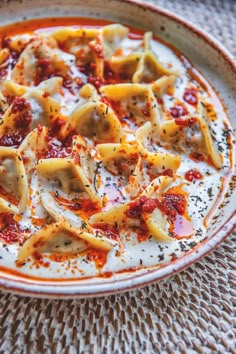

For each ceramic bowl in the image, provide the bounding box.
[0,0,235,298]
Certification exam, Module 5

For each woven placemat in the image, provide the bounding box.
[0,1,236,353]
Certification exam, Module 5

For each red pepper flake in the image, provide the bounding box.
[44,138,72,159]
[88,36,104,59]
[42,91,50,98]
[161,169,173,177]
[164,193,186,215]
[136,220,149,242]
[0,213,21,244]
[160,193,187,222]
[94,223,119,241]
[183,88,198,105]
[32,250,43,261]
[35,58,53,85]
[0,185,18,206]
[100,97,112,107]
[14,110,32,129]
[1,36,11,48]
[11,97,30,114]
[48,117,66,136]
[185,169,203,182]
[37,124,43,132]
[0,68,7,79]
[104,62,118,85]
[189,152,205,162]
[125,196,158,218]
[175,117,197,127]
[86,249,107,269]
[87,75,105,89]
[0,131,25,147]
[141,102,151,117]
[54,194,100,217]
[170,104,188,118]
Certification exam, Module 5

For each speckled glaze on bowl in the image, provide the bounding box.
[0,0,235,298]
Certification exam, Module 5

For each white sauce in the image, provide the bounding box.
[0,25,233,280]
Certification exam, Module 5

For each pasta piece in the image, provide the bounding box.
[0,147,28,213]
[96,143,139,179]
[37,136,102,206]
[3,80,29,97]
[159,104,222,168]
[140,177,174,242]
[36,157,101,206]
[100,83,161,128]
[71,135,102,205]
[52,27,99,65]
[19,126,48,171]
[110,53,143,80]
[151,75,177,97]
[40,191,116,253]
[17,220,114,262]
[63,101,122,143]
[133,50,178,83]
[143,177,193,241]
[136,122,181,170]
[11,35,74,86]
[40,191,90,229]
[2,33,34,53]
[143,31,152,51]
[126,122,181,197]
[37,76,63,97]
[52,27,104,76]
[3,77,62,106]
[91,176,179,242]
[109,32,153,80]
[0,48,9,65]
[0,92,8,115]
[101,24,129,60]
[198,102,222,169]
[0,88,61,137]
[89,203,129,226]
[79,83,100,102]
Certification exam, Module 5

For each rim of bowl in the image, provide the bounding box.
[0,0,235,298]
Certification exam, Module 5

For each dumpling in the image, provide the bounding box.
[159,103,222,169]
[96,143,139,180]
[0,147,28,213]
[17,220,115,262]
[19,126,48,172]
[100,83,161,129]
[100,24,129,60]
[132,50,178,83]
[37,135,102,206]
[62,101,122,143]
[11,35,74,86]
[198,102,222,169]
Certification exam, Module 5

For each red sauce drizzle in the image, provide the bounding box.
[170,104,188,118]
[0,185,18,206]
[0,213,21,244]
[185,169,203,182]
[175,117,197,127]
[54,194,100,218]
[86,249,108,270]
[183,88,198,105]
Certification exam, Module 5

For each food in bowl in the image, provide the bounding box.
[0,18,233,279]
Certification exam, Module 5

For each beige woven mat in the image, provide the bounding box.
[0,0,236,353]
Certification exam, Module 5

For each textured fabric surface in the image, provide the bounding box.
[0,1,236,353]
